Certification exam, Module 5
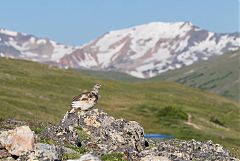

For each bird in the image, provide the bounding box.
[69,83,101,113]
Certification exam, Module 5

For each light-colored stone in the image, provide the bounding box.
[140,155,170,161]
[84,116,101,128]
[67,153,100,161]
[109,132,124,143]
[215,144,225,153]
[0,126,34,156]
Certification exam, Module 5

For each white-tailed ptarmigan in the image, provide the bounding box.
[69,83,101,113]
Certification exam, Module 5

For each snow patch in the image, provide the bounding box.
[50,41,75,61]
[37,39,47,44]
[0,29,18,36]
[127,70,145,78]
[29,37,36,44]
[97,43,125,67]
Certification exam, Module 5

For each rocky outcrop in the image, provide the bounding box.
[41,109,146,157]
[0,109,239,161]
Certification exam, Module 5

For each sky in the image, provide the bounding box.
[0,0,239,46]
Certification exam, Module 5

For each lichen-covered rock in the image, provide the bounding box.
[67,153,100,161]
[140,155,170,161]
[60,109,146,156]
[40,118,80,146]
[0,126,34,156]
[41,109,146,159]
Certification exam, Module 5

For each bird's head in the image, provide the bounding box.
[93,83,101,89]
[92,83,101,93]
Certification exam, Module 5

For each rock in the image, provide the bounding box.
[0,126,34,156]
[0,143,11,159]
[0,148,11,159]
[19,143,65,161]
[40,121,79,146]
[67,153,100,161]
[60,109,146,155]
[33,143,61,160]
[63,146,77,154]
[140,155,170,161]
[0,157,16,161]
[41,109,146,158]
[0,149,11,159]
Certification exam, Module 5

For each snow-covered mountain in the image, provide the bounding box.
[0,22,239,78]
[58,22,240,78]
[0,28,75,63]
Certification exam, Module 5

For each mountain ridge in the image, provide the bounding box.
[57,21,240,78]
[0,21,239,78]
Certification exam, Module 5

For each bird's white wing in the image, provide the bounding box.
[71,100,95,110]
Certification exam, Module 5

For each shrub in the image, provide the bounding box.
[210,116,225,127]
[157,106,188,122]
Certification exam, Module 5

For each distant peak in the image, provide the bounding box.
[178,21,193,25]
[0,28,18,37]
[145,21,193,26]
[127,21,195,32]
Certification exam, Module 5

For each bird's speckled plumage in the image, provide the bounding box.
[69,84,101,113]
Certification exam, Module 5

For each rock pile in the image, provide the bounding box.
[0,109,239,161]
[41,109,146,159]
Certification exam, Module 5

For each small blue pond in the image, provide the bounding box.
[144,134,173,139]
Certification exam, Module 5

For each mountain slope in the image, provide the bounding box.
[150,50,240,100]
[0,57,239,155]
[59,21,240,78]
[0,28,75,62]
